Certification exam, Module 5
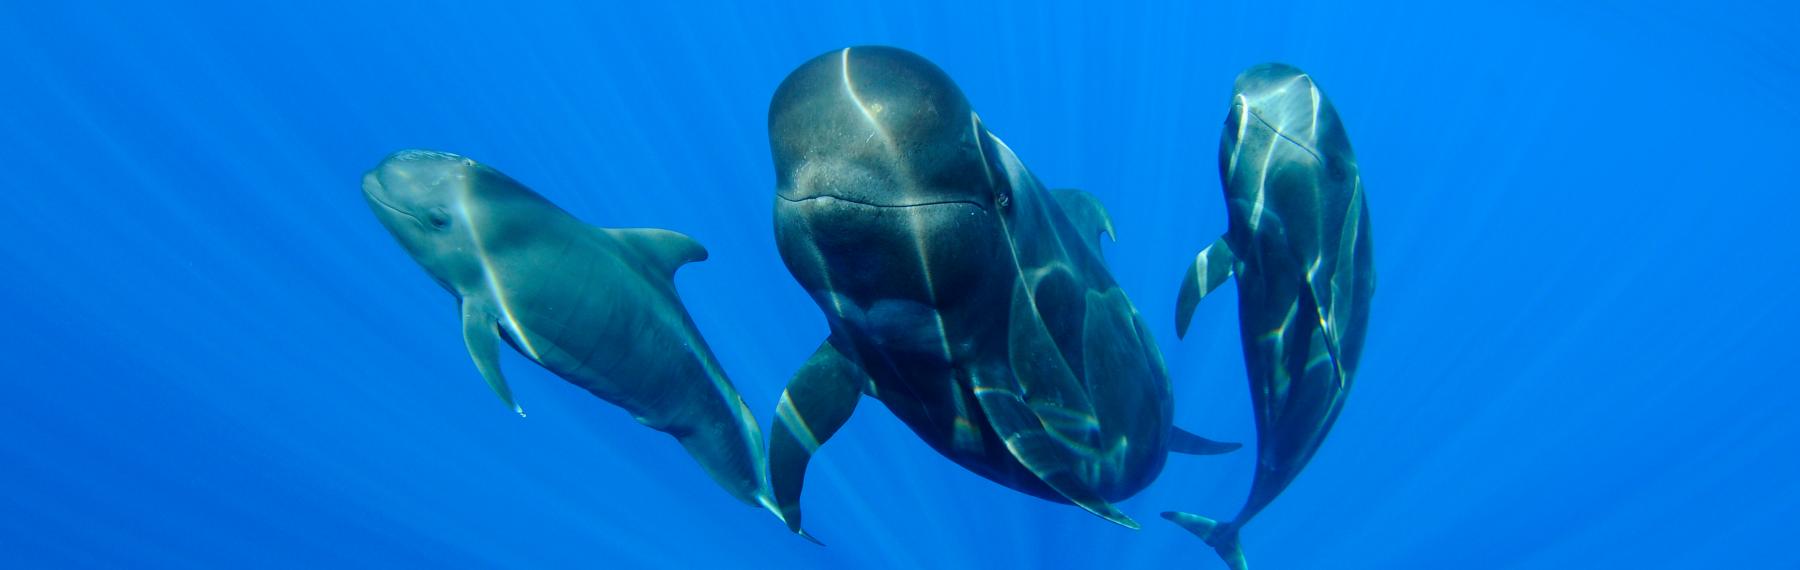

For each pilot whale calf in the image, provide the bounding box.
[763,46,1238,543]
[361,149,778,516]
[1164,63,1376,569]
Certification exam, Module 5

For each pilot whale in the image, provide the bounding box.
[763,46,1238,543]
[1164,63,1376,569]
[361,149,778,517]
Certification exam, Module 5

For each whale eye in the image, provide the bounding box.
[427,208,451,229]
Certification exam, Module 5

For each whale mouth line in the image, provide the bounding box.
[1239,104,1324,163]
[777,193,988,212]
[365,188,427,226]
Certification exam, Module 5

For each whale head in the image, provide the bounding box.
[769,46,1011,317]
[362,149,544,295]
[1220,63,1358,208]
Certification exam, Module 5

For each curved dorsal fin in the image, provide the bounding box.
[1051,188,1116,248]
[606,227,708,278]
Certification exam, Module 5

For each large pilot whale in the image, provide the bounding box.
[361,149,778,517]
[1164,63,1376,569]
[764,46,1238,543]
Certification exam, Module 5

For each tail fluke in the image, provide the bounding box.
[1162,512,1247,570]
[1169,427,1243,455]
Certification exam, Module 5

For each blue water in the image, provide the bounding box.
[4,0,1797,567]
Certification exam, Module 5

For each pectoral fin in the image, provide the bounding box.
[1288,285,1350,424]
[971,379,1138,529]
[768,339,867,544]
[1262,284,1352,443]
[972,281,1135,529]
[461,298,524,417]
[1005,280,1102,453]
[1175,237,1237,339]
[1169,427,1241,455]
[1079,288,1153,429]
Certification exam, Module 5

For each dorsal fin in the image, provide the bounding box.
[1051,188,1116,247]
[606,227,708,278]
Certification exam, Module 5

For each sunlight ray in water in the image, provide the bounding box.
[1,0,1796,568]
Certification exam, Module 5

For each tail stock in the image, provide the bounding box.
[1161,512,1247,570]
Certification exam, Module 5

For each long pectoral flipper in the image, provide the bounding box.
[1080,289,1151,395]
[971,281,1136,529]
[461,297,524,417]
[769,340,867,544]
[1004,279,1104,452]
[972,382,1139,529]
[1302,285,1347,397]
[1175,237,1238,339]
[1080,289,1241,457]
[1327,178,1375,374]
[1269,286,1350,466]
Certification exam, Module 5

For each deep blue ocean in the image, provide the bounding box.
[4,1,1797,568]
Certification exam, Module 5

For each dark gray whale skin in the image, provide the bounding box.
[765,46,1237,543]
[1164,63,1376,570]
[361,150,778,520]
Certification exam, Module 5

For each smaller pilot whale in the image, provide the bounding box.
[362,149,778,517]
[1164,64,1375,570]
